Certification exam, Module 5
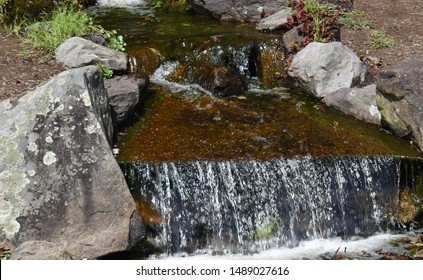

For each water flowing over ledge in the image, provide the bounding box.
[121,156,423,257]
[96,0,147,7]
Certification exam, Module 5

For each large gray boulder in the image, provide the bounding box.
[55,36,128,71]
[187,0,289,22]
[0,66,137,259]
[376,56,423,151]
[323,84,381,125]
[288,42,368,98]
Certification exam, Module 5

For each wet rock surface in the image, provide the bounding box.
[168,61,248,97]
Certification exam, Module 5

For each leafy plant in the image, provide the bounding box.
[340,11,370,30]
[155,0,163,8]
[367,29,397,49]
[93,26,126,52]
[284,0,341,70]
[0,242,12,260]
[97,63,114,79]
[286,0,341,46]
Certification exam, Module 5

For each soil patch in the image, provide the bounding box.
[342,0,423,75]
[0,33,64,101]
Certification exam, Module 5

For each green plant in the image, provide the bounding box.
[0,242,12,260]
[148,0,190,11]
[92,26,126,52]
[367,29,397,49]
[250,218,282,240]
[284,0,341,70]
[20,3,127,60]
[97,63,114,79]
[287,0,341,45]
[153,0,163,8]
[0,0,18,31]
[20,4,93,58]
[1,13,25,35]
[340,11,370,30]
[0,0,4,26]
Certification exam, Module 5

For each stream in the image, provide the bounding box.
[91,1,423,259]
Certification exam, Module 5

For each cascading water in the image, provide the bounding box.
[96,0,147,7]
[92,2,423,259]
[122,156,423,256]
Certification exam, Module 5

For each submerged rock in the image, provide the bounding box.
[288,42,368,98]
[127,47,165,75]
[0,66,137,259]
[376,56,423,151]
[168,61,248,97]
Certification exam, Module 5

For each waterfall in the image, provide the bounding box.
[96,0,147,7]
[121,156,423,256]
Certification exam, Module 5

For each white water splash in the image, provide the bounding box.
[150,62,216,97]
[96,0,147,7]
[247,78,291,97]
[157,233,412,260]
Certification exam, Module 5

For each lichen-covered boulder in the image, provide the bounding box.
[288,42,368,98]
[0,66,137,259]
[55,37,128,71]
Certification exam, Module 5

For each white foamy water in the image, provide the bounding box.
[96,0,147,7]
[156,233,412,260]
[150,62,216,97]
